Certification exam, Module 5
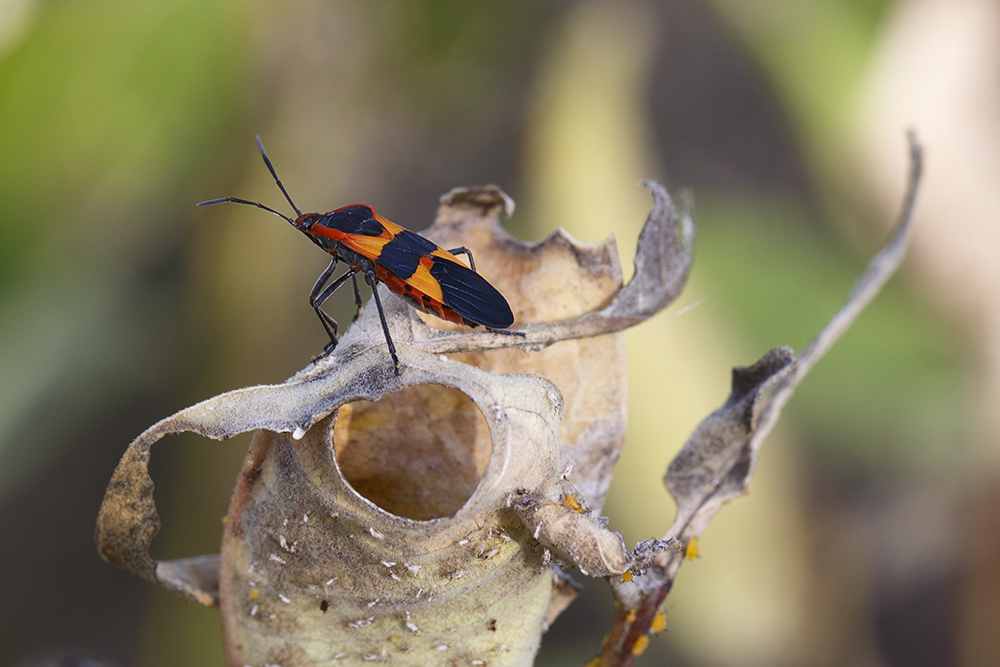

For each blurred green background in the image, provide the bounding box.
[2,1,998,666]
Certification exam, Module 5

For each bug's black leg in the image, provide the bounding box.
[310,259,339,305]
[314,268,359,312]
[310,263,360,357]
[350,273,364,321]
[365,269,401,375]
[446,246,476,272]
[311,270,357,359]
[309,260,341,348]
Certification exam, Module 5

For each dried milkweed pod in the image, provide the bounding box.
[97,181,693,666]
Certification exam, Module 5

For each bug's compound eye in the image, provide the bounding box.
[294,213,322,230]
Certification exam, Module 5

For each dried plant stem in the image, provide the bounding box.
[597,133,923,667]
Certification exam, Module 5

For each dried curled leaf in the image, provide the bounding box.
[664,347,796,534]
[408,182,693,354]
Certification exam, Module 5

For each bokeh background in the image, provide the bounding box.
[2,1,998,665]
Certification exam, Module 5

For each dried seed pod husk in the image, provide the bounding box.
[220,344,564,666]
[95,182,693,666]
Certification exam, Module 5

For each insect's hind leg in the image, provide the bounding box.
[364,270,401,375]
[447,246,476,272]
[485,327,526,338]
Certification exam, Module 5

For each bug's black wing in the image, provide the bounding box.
[428,257,515,329]
[371,228,515,330]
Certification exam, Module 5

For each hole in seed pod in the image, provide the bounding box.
[333,384,492,520]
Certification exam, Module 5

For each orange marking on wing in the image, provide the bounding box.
[403,257,445,302]
[372,212,406,235]
[430,246,468,266]
[375,267,463,325]
[336,230,394,260]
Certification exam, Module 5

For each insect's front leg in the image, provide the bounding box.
[309,259,357,355]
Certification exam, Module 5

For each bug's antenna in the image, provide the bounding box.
[196,196,296,223]
[255,135,302,218]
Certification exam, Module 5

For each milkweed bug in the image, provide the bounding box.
[199,136,522,374]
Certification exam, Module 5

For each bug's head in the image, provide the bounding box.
[293,213,322,232]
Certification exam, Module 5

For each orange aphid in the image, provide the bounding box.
[563,494,585,513]
[652,610,667,634]
[685,537,699,559]
[631,635,650,656]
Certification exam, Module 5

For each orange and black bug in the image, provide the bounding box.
[199,137,522,374]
